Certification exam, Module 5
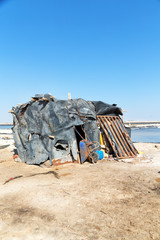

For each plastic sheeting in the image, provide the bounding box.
[92,101,123,116]
[11,94,122,165]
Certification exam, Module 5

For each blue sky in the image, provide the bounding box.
[0,0,160,122]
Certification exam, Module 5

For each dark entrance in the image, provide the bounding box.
[74,125,85,151]
[74,125,85,163]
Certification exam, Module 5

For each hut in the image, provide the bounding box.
[11,94,136,165]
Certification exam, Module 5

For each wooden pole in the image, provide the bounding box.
[68,93,71,100]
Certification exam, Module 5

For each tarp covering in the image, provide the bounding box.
[92,101,123,116]
[11,94,122,165]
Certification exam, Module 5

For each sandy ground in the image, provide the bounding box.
[0,134,160,240]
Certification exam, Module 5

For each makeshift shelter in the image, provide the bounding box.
[11,94,137,165]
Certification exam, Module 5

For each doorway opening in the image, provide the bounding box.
[74,125,85,151]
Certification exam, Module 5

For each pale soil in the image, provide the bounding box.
[0,138,160,240]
